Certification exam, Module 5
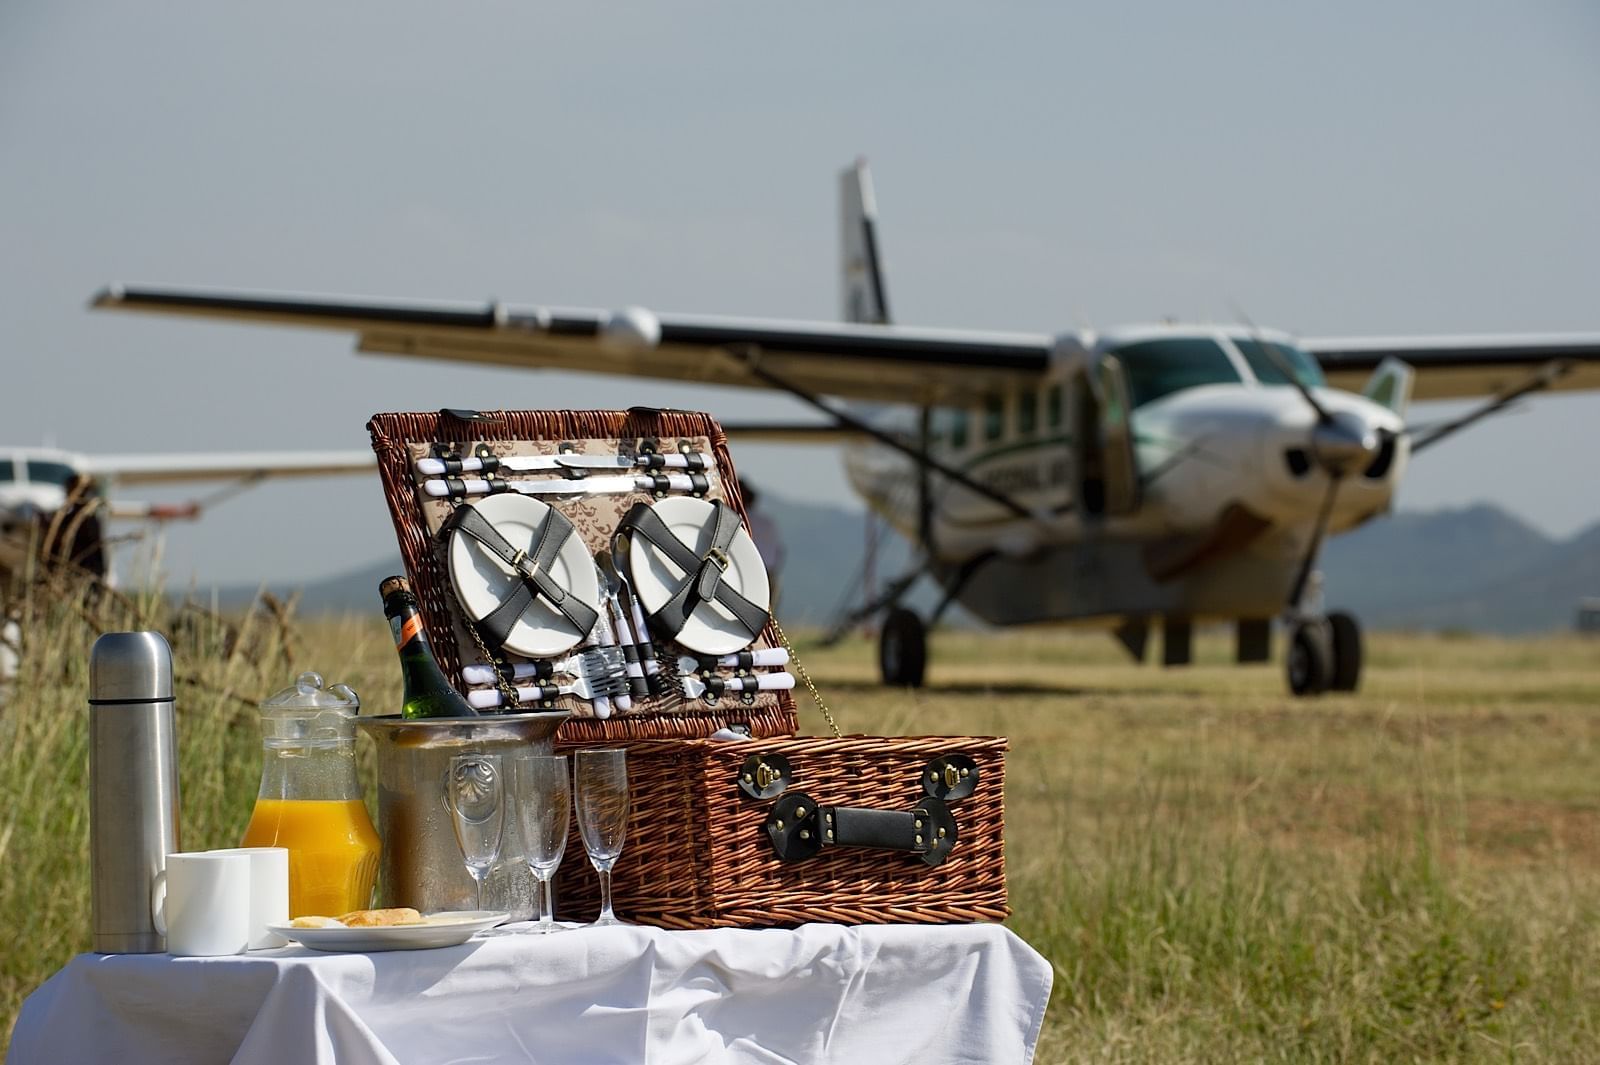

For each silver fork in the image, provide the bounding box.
[597,552,651,701]
[461,648,624,687]
[592,561,634,711]
[465,671,629,711]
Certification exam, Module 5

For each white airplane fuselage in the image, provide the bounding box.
[0,448,80,520]
[842,325,1409,625]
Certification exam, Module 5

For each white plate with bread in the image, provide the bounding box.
[268,908,509,952]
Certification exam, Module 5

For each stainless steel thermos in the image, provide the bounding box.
[89,631,181,953]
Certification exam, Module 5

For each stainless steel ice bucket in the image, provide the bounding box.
[356,711,568,918]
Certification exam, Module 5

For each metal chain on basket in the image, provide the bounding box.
[463,614,520,712]
[771,620,842,739]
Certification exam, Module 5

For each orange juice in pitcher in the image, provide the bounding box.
[245,673,379,916]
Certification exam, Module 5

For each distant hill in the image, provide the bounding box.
[1358,519,1600,634]
[219,499,1600,635]
[1317,504,1556,622]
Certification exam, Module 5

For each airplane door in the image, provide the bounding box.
[1071,355,1141,518]
[1095,355,1141,516]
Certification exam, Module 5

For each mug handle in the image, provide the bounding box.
[150,868,168,937]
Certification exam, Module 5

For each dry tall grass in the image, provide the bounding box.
[4,578,1600,1061]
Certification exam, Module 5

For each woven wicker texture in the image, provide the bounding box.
[367,409,799,742]
[553,735,1008,928]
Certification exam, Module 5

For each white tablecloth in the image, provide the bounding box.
[8,923,1052,1065]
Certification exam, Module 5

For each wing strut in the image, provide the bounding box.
[723,347,1047,527]
[1408,359,1574,454]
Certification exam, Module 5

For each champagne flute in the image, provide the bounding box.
[574,748,629,926]
[516,754,570,934]
[447,753,505,911]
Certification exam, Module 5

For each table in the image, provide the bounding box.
[8,923,1052,1064]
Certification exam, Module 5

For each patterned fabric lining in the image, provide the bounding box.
[402,435,785,720]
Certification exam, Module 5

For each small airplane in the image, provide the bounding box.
[91,160,1600,696]
[0,445,374,580]
[0,445,374,689]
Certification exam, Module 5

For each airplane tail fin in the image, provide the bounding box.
[1361,356,1415,416]
[840,158,891,325]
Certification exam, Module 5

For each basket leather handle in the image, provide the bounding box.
[764,792,958,867]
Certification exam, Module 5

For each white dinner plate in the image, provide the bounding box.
[268,911,509,952]
[626,497,770,656]
[448,494,600,657]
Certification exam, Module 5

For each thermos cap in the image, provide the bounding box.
[89,631,174,703]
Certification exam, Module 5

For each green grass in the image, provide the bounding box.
[0,574,400,1048]
[5,579,1600,1061]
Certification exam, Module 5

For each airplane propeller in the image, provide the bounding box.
[1251,324,1572,614]
[1230,308,1379,614]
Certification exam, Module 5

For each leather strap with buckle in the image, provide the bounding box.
[615,500,768,643]
[443,502,599,646]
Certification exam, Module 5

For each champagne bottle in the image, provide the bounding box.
[379,576,480,719]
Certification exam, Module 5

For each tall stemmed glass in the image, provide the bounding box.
[516,754,570,934]
[447,753,505,911]
[575,748,629,926]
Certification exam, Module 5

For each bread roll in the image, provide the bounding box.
[290,916,345,929]
[337,907,424,928]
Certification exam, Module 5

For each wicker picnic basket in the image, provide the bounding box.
[368,407,797,743]
[552,734,1008,928]
[367,408,1007,926]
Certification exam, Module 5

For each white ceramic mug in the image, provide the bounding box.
[207,847,290,949]
[151,852,251,957]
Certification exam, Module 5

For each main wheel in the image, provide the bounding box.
[879,608,927,688]
[1286,619,1333,697]
[1328,610,1362,692]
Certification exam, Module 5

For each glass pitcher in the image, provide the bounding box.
[241,671,381,917]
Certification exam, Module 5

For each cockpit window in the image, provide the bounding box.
[1112,338,1241,408]
[25,461,75,487]
[1231,338,1326,390]
[0,460,14,483]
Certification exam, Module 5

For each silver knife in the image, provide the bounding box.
[681,672,797,700]
[416,453,705,476]
[423,473,701,498]
[676,647,790,674]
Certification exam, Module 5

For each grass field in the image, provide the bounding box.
[4,580,1600,1061]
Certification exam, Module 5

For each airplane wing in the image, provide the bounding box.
[81,449,375,485]
[720,423,869,444]
[91,286,1054,405]
[1303,333,1600,401]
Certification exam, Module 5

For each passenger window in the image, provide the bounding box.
[1018,389,1038,435]
[983,395,1004,442]
[1045,385,1063,428]
[950,408,969,450]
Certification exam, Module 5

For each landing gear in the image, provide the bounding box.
[1287,620,1333,696]
[1285,611,1363,696]
[879,608,927,688]
[1327,610,1362,692]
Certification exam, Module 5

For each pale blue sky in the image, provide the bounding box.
[3,1,1598,586]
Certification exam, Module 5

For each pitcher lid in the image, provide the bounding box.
[260,671,361,714]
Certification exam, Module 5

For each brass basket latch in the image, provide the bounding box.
[736,752,793,800]
[922,755,978,801]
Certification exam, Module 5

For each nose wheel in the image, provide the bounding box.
[1286,611,1363,696]
[879,608,928,688]
[1326,610,1362,692]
